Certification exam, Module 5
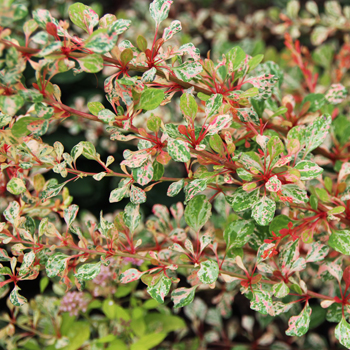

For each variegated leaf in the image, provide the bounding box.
[147,274,172,303]
[75,262,101,281]
[281,185,308,204]
[171,286,197,308]
[306,242,329,262]
[285,304,312,337]
[294,161,323,180]
[198,260,219,284]
[132,159,154,186]
[162,20,182,41]
[119,268,145,283]
[124,202,141,233]
[226,187,260,212]
[167,138,191,162]
[335,317,350,348]
[130,185,147,204]
[149,0,173,26]
[167,179,185,197]
[173,61,203,83]
[205,94,223,119]
[252,196,276,226]
[9,286,27,307]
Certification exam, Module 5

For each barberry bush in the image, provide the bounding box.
[1,0,350,349]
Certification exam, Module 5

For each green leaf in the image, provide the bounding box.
[328,230,350,255]
[252,196,276,226]
[198,260,219,284]
[294,160,323,180]
[226,46,246,72]
[68,3,98,33]
[77,54,104,73]
[147,274,172,303]
[149,0,172,25]
[335,317,350,348]
[6,177,26,195]
[75,262,101,281]
[9,286,27,307]
[226,187,259,212]
[62,321,90,350]
[152,161,164,181]
[136,35,147,52]
[167,138,191,162]
[180,93,197,120]
[147,114,161,132]
[224,219,255,250]
[209,134,225,155]
[184,195,212,232]
[137,88,164,111]
[248,54,264,72]
[267,136,284,160]
[269,215,292,235]
[123,203,141,233]
[171,286,197,308]
[286,304,312,337]
[302,93,326,112]
[130,332,167,350]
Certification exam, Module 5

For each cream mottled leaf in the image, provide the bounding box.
[168,138,191,162]
[328,230,350,255]
[124,203,141,233]
[149,0,173,26]
[6,177,26,195]
[75,262,101,281]
[198,260,219,284]
[252,196,276,226]
[119,268,145,283]
[286,304,312,337]
[226,187,260,212]
[167,179,185,197]
[294,161,323,180]
[335,317,350,348]
[9,286,27,307]
[147,274,172,303]
[173,61,203,83]
[171,286,196,308]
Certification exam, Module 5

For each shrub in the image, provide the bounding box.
[0,0,350,349]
